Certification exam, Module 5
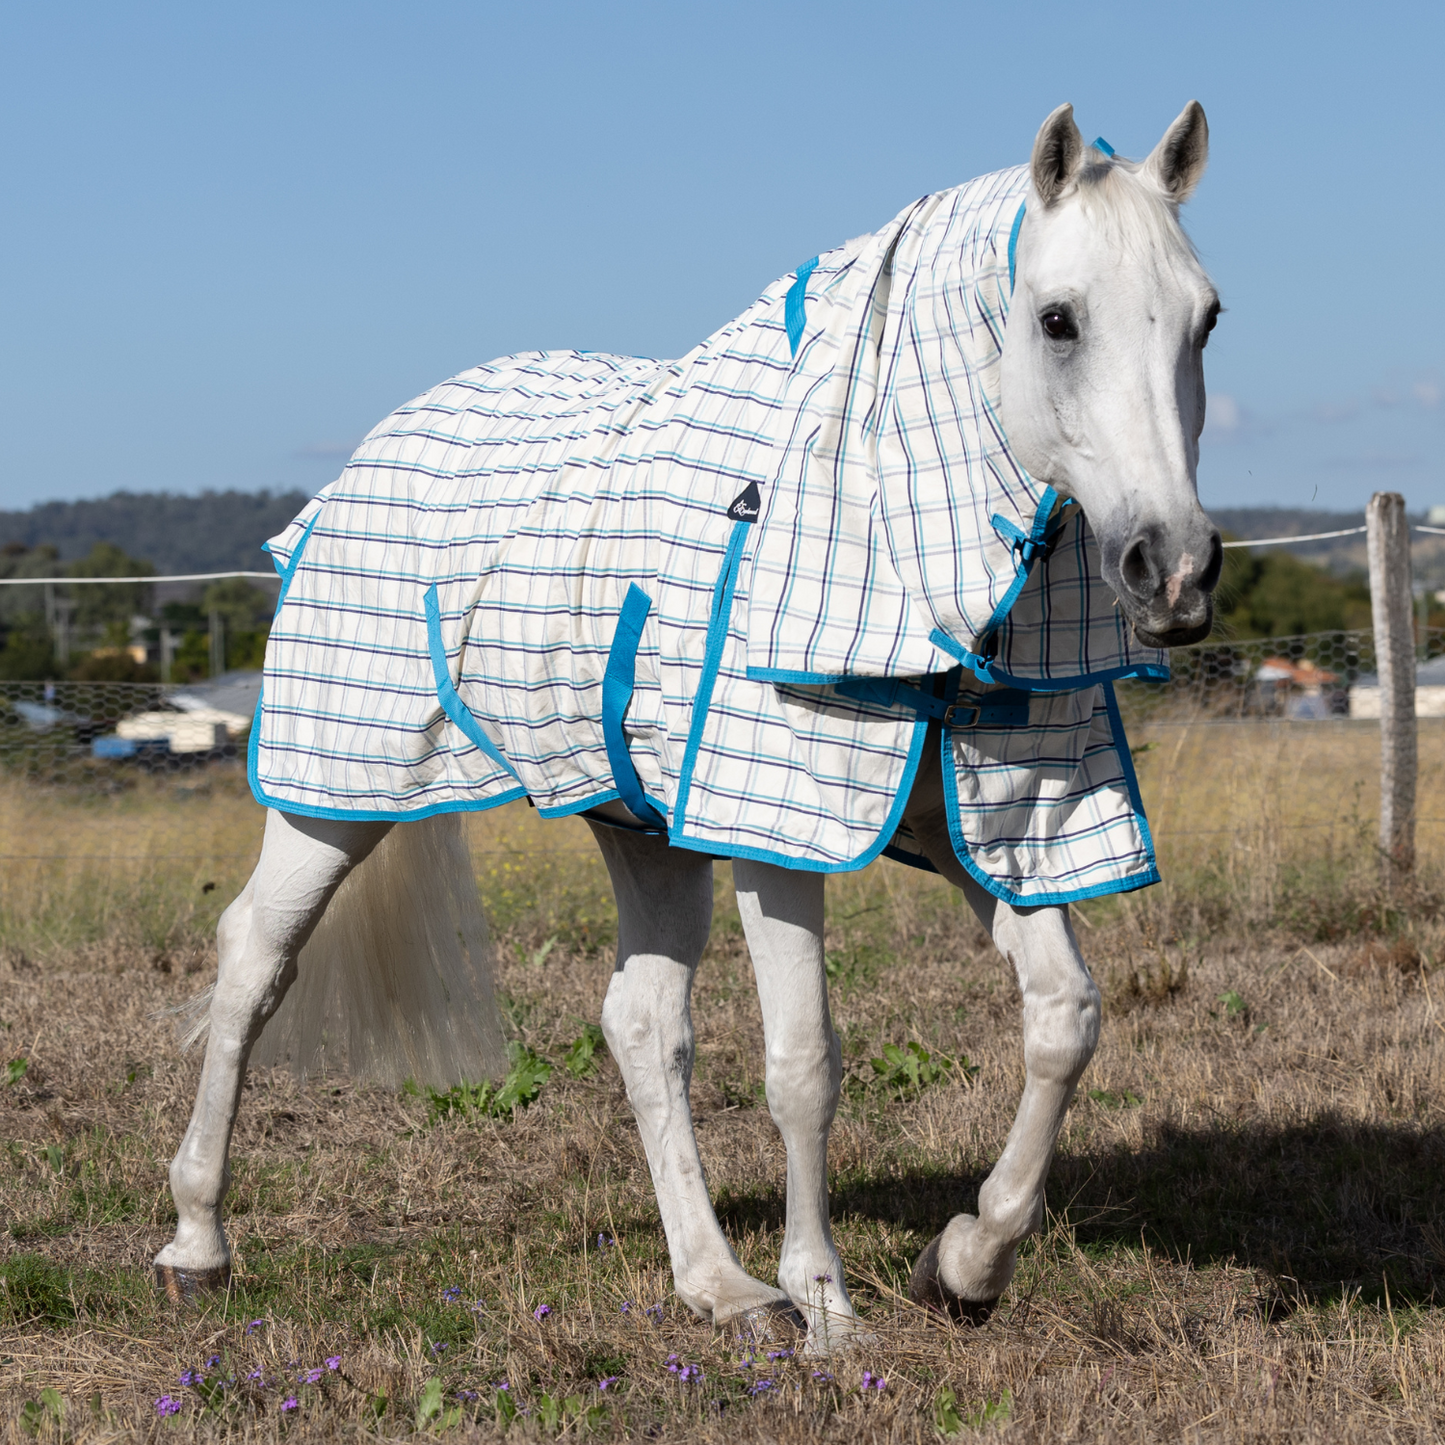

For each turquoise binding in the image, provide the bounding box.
[602,584,666,827]
[422,584,521,781]
[785,256,818,357]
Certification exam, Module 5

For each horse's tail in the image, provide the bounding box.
[184,813,508,1089]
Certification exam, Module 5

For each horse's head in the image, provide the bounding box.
[1001,101,1221,649]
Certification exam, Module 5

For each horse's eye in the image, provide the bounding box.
[1040,309,1077,342]
[1201,304,1220,345]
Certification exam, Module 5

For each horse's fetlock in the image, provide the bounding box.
[977,1182,1042,1245]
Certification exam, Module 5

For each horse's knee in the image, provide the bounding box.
[993,905,1100,1081]
[600,962,695,1093]
[764,1024,841,1127]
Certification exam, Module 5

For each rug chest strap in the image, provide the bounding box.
[835,676,1030,728]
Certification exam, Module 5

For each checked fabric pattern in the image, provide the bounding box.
[252,164,1164,902]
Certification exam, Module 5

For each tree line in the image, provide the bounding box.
[0,541,276,683]
[0,523,1393,684]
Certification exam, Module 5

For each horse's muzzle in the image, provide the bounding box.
[1130,600,1214,650]
[1110,526,1221,650]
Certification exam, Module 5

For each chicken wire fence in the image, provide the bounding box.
[2,627,1443,871]
[1114,626,1445,725]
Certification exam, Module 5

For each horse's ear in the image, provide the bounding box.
[1144,101,1209,203]
[1030,103,1084,206]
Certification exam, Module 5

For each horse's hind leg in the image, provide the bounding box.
[901,746,1101,1320]
[588,823,798,1331]
[733,859,868,1352]
[154,808,391,1300]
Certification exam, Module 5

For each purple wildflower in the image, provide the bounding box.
[619,1301,632,1314]
[470,1299,486,1314]
[665,1354,681,1373]
[325,1356,340,1372]
[301,1368,323,1385]
[247,1369,266,1384]
[281,1395,299,1413]
[811,1369,835,1383]
[179,1369,204,1387]
[493,1382,510,1392]
[533,1304,552,1322]
[456,1390,480,1402]
[748,1379,775,1396]
[767,1349,793,1361]
[154,1395,183,1417]
[597,1233,613,1249]
[813,1273,833,1284]
[206,1354,221,1369]
[245,1319,264,1335]
[430,1343,447,1357]
[442,1285,462,1302]
[598,1376,620,1392]
[860,1371,886,1391]
[645,1303,664,1321]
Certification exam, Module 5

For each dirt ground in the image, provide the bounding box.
[5,797,1445,1441]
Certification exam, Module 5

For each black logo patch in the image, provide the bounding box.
[727,481,762,524]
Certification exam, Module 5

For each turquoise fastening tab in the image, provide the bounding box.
[991,491,1071,564]
[836,677,1030,728]
[1007,203,1026,291]
[602,585,666,827]
[1092,136,1115,157]
[785,256,818,357]
[422,585,521,780]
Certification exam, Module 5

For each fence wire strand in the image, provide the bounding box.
[4,628,1445,864]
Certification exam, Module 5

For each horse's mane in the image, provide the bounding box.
[1072,154,1202,270]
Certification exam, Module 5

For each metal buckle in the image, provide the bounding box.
[941,702,980,728]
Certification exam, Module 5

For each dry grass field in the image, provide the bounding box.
[5,720,1445,1441]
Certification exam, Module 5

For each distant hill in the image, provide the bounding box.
[0,490,310,573]
[1209,505,1445,581]
[0,492,1421,580]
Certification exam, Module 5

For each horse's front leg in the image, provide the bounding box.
[901,740,1101,1320]
[732,859,867,1353]
[910,891,1099,1317]
[588,824,799,1332]
[154,809,391,1300]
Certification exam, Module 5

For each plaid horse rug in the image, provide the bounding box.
[251,163,1168,904]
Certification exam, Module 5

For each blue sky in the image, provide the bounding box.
[1,0,1441,515]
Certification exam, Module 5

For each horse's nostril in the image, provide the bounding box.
[1119,536,1158,601]
[1198,532,1223,593]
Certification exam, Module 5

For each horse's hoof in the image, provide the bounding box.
[908,1236,997,1325]
[718,1300,807,1342]
[155,1262,231,1304]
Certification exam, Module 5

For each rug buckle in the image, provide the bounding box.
[941,702,981,728]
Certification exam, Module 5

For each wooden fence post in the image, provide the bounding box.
[1366,491,1416,874]
[208,610,225,679]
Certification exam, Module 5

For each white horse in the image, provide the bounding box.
[154,102,1221,1350]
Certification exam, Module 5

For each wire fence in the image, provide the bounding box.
[1116,626,1445,725]
[5,625,1442,772]
[3,629,1445,876]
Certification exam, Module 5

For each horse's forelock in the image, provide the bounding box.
[1070,157,1201,271]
